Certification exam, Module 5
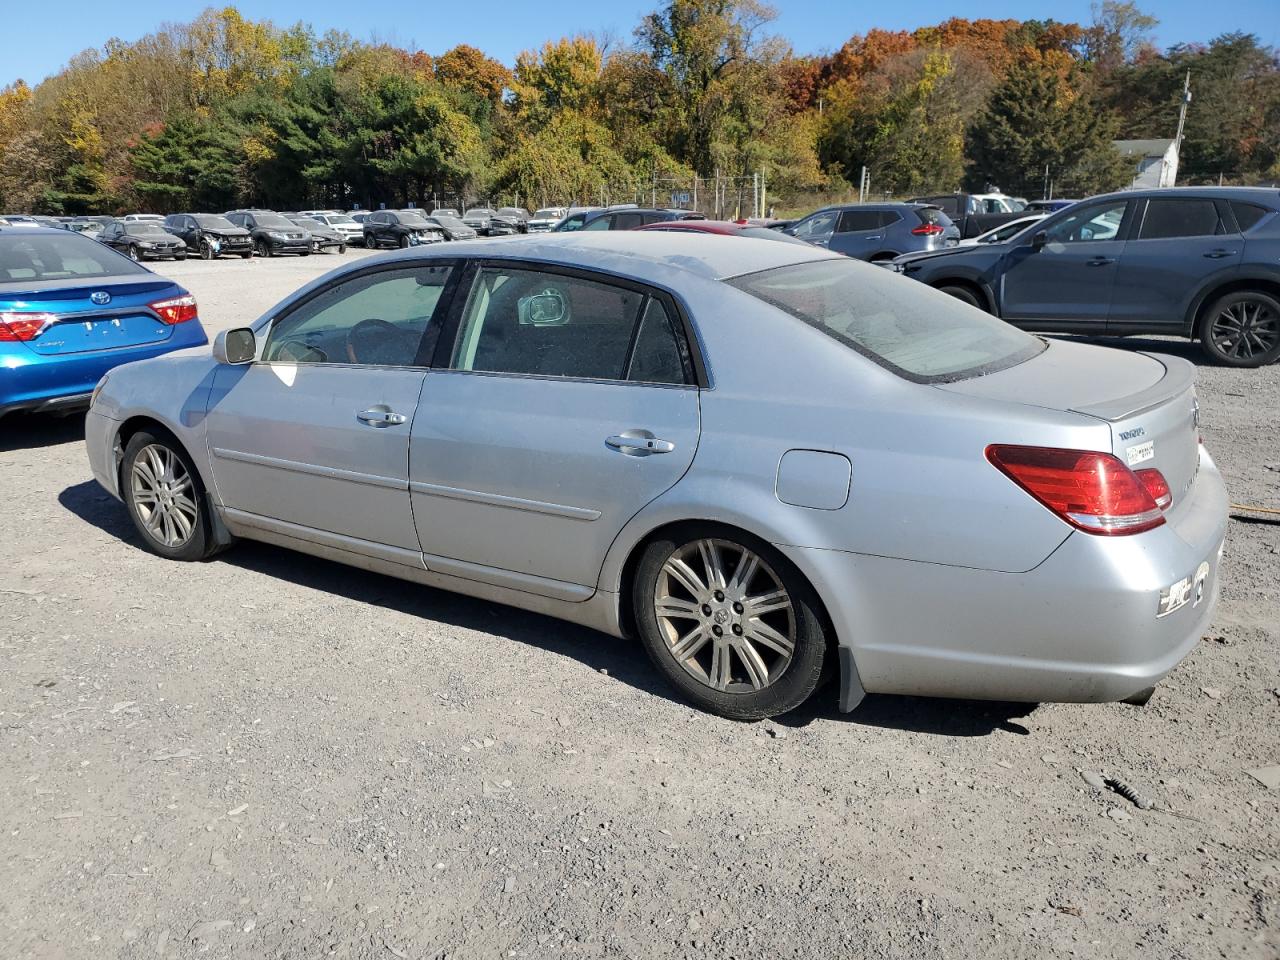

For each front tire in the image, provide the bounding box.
[120,431,216,562]
[398,234,410,249]
[199,239,214,260]
[256,239,272,258]
[938,284,985,310]
[338,243,347,255]
[1199,290,1280,367]
[633,525,828,720]
[127,245,140,262]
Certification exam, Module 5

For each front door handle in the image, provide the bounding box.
[1087,257,1115,266]
[357,407,407,427]
[606,431,675,456]
[1203,249,1236,259]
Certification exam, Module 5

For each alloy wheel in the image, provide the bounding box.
[653,538,796,692]
[129,443,199,548]
[1210,298,1279,362]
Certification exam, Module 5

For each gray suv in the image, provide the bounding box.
[784,203,960,261]
[890,187,1280,367]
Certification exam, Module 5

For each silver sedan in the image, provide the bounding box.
[84,233,1227,719]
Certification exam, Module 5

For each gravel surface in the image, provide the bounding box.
[1,255,1278,959]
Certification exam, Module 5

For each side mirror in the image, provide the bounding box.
[1031,230,1048,250]
[213,327,256,365]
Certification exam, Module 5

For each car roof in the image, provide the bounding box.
[329,231,835,285]
[1088,186,1280,205]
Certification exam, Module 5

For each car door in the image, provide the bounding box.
[204,262,458,557]
[998,198,1132,328]
[101,222,123,252]
[409,263,701,600]
[827,209,886,259]
[1106,196,1242,332]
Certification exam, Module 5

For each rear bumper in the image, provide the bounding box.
[785,449,1229,707]
[86,409,120,499]
[0,321,209,418]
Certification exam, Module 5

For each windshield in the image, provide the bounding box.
[325,214,355,224]
[1,233,148,282]
[432,215,466,229]
[128,223,171,236]
[255,214,294,229]
[532,209,562,219]
[728,259,1045,383]
[292,218,325,230]
[398,211,429,226]
[464,209,494,218]
[193,215,237,230]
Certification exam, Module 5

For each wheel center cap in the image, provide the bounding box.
[713,609,729,625]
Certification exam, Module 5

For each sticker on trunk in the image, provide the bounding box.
[1157,561,1211,618]
[1126,440,1155,466]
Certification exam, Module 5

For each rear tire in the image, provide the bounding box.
[120,431,217,562]
[1198,290,1280,367]
[938,284,986,310]
[632,524,829,720]
[338,243,347,255]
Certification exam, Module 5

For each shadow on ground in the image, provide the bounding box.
[60,478,1032,738]
[0,411,86,452]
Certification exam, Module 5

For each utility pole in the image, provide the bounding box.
[1172,69,1192,186]
[752,172,759,219]
[858,166,868,204]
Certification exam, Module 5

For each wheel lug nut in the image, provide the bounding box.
[731,624,743,636]
[712,625,723,637]
[701,604,713,616]
[733,602,744,614]
[714,590,724,602]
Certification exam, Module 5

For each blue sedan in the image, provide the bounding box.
[0,225,208,419]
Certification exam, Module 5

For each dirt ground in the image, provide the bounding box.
[1,253,1278,960]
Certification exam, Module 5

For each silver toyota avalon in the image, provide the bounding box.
[84,233,1227,720]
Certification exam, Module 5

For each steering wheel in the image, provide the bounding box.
[345,318,420,365]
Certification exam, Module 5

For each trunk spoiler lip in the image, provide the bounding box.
[1067,352,1196,422]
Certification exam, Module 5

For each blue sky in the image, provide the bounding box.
[5,0,1277,88]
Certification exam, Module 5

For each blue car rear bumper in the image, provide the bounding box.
[0,319,208,417]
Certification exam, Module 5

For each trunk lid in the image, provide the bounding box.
[937,339,1200,510]
[1,278,178,356]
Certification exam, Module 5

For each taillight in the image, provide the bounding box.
[149,294,198,325]
[0,311,56,341]
[1135,467,1172,510]
[911,223,944,236]
[986,444,1165,536]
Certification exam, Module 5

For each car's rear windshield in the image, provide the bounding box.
[727,258,1045,383]
[193,214,237,229]
[1,233,146,282]
[914,207,949,225]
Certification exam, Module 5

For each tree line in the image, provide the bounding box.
[0,1,1276,216]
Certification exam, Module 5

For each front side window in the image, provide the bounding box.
[583,216,612,231]
[1138,198,1223,240]
[264,265,453,366]
[728,259,1044,383]
[1044,200,1127,243]
[450,266,690,383]
[791,211,838,239]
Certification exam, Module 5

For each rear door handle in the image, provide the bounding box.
[1087,257,1115,266]
[1203,249,1236,259]
[357,407,407,427]
[606,432,675,455]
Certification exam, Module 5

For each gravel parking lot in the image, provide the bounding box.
[1,253,1278,960]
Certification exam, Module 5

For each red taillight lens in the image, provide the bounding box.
[1135,467,1172,510]
[911,223,944,236]
[986,444,1165,536]
[0,311,56,341]
[149,294,198,325]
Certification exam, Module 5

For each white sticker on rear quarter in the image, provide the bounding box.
[1126,441,1154,466]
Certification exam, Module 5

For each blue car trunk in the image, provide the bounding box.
[4,280,176,356]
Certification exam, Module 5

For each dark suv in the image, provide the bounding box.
[362,210,446,248]
[890,187,1280,367]
[783,203,959,261]
[164,213,253,259]
[225,210,311,257]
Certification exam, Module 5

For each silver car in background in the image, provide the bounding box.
[84,233,1226,719]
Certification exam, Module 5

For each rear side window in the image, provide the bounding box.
[1231,202,1271,233]
[614,213,644,230]
[1139,199,1223,239]
[451,267,690,383]
[837,210,881,232]
[727,259,1044,383]
[0,234,147,282]
[915,208,946,226]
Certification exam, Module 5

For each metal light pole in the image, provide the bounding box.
[1171,69,1192,187]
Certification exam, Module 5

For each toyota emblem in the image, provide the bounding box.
[90,291,111,306]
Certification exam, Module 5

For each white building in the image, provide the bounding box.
[1113,138,1180,189]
